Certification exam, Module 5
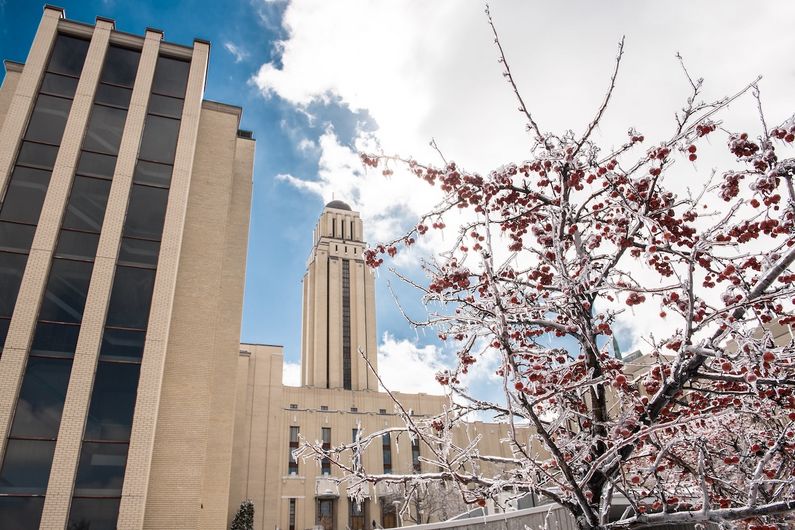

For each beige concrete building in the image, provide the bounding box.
[227,201,528,530]
[0,7,253,529]
[0,8,522,530]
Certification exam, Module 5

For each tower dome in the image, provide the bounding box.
[324,199,351,211]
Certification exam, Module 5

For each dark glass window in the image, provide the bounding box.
[61,176,111,232]
[349,499,365,530]
[0,439,56,494]
[321,428,331,475]
[39,72,78,98]
[47,35,90,77]
[411,440,421,473]
[317,499,333,530]
[94,84,132,109]
[55,230,99,260]
[0,496,45,530]
[151,56,190,98]
[0,166,51,224]
[72,442,128,496]
[30,322,80,358]
[289,499,296,530]
[24,94,72,145]
[105,266,155,329]
[99,328,146,362]
[82,105,127,155]
[16,142,58,170]
[100,47,140,87]
[9,357,71,438]
[148,94,183,119]
[37,258,93,323]
[382,433,392,474]
[0,251,28,317]
[133,160,172,188]
[288,426,299,474]
[84,362,140,441]
[0,221,36,253]
[138,115,180,163]
[123,185,169,240]
[342,260,351,390]
[68,498,121,530]
[381,500,397,529]
[118,237,159,267]
[76,151,117,179]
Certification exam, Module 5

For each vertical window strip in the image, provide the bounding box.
[382,433,392,474]
[0,34,90,530]
[68,50,188,530]
[0,35,91,353]
[342,259,351,390]
[321,427,331,475]
[288,426,300,475]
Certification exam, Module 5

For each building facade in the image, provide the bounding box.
[0,7,253,529]
[228,202,526,530]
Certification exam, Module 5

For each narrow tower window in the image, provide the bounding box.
[288,426,300,475]
[382,433,392,474]
[342,260,352,389]
[412,439,421,473]
[321,427,331,475]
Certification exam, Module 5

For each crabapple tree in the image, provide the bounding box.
[297,8,795,530]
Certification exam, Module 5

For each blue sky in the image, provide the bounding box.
[2,0,794,396]
[0,0,377,371]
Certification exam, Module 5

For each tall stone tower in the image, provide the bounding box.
[300,200,378,390]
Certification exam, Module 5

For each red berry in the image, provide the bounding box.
[687,145,697,153]
[762,351,775,363]
[688,153,697,162]
[785,133,795,143]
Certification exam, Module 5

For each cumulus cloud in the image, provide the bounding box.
[297,138,316,152]
[223,41,249,63]
[257,0,795,356]
[376,332,446,395]
[283,361,301,386]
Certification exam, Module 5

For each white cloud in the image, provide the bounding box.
[223,41,249,63]
[257,1,795,356]
[376,332,446,395]
[297,138,316,152]
[283,361,301,386]
[277,127,445,246]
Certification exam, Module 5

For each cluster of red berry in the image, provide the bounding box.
[695,121,717,137]
[770,125,795,143]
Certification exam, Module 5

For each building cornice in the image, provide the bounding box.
[3,60,24,73]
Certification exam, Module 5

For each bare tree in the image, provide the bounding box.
[379,482,469,525]
[297,7,795,530]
